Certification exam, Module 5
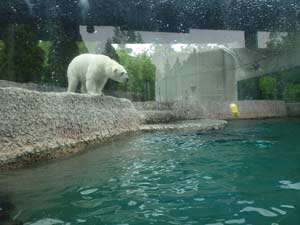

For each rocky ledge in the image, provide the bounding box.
[0,88,227,170]
[0,87,142,169]
[140,119,227,132]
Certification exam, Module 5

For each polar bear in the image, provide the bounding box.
[67,54,128,95]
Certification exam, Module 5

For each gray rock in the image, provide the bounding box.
[0,87,141,169]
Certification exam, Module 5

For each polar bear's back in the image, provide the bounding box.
[67,54,112,80]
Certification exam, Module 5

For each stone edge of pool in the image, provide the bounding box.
[0,88,227,170]
[140,119,227,132]
[0,87,143,170]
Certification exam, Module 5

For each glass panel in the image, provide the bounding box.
[1,1,300,225]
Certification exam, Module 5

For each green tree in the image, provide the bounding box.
[103,26,155,100]
[102,39,120,90]
[78,42,89,54]
[141,54,156,100]
[0,24,45,83]
[112,27,143,49]
[117,50,156,101]
[259,76,277,99]
[283,84,300,102]
[102,39,119,62]
[266,32,300,50]
[45,24,79,86]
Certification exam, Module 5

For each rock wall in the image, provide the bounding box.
[0,80,66,92]
[134,101,174,111]
[0,87,291,169]
[0,87,141,169]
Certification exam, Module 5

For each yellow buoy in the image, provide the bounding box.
[230,103,240,119]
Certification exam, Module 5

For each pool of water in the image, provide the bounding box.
[1,119,300,225]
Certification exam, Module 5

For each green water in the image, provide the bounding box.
[1,119,300,225]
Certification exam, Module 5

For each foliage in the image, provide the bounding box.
[266,32,300,50]
[101,26,155,100]
[102,39,120,90]
[77,42,89,54]
[283,84,300,102]
[238,77,260,100]
[117,50,156,101]
[259,76,277,99]
[238,66,300,102]
[0,24,45,83]
[102,39,119,62]
[0,41,4,50]
[112,27,143,47]
[45,24,79,87]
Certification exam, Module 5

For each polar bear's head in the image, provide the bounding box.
[110,64,129,83]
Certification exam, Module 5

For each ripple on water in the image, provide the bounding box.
[280,204,295,209]
[29,218,67,225]
[71,198,103,208]
[128,200,137,206]
[224,218,246,224]
[79,188,98,195]
[279,180,300,190]
[193,198,205,202]
[205,223,223,225]
[1,120,300,225]
[240,206,277,217]
[237,200,254,205]
[270,207,287,215]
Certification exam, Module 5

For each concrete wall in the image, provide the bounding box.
[154,47,300,103]
[136,100,288,120]
[235,48,300,81]
[156,49,236,102]
[0,88,141,169]
[172,100,287,120]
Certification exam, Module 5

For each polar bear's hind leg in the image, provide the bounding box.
[81,82,87,93]
[67,77,79,92]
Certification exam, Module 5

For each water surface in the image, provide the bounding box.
[1,119,300,225]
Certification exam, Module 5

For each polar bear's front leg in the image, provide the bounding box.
[86,79,98,95]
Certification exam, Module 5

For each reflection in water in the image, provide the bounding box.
[0,193,23,225]
[0,119,300,225]
[279,180,300,190]
[29,218,65,225]
[240,206,278,217]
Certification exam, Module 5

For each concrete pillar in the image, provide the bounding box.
[244,30,258,49]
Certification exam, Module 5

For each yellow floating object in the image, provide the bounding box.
[230,103,240,118]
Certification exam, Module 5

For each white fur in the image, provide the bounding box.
[67,54,128,95]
